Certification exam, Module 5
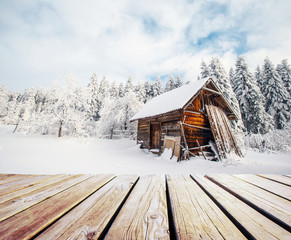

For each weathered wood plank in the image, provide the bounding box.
[105,175,169,239]
[257,174,291,187]
[35,175,138,239]
[166,175,246,239]
[0,174,35,185]
[193,175,291,240]
[0,174,71,204]
[0,174,92,221]
[0,175,114,240]
[0,174,61,196]
[207,174,291,227]
[234,174,291,200]
[0,174,18,181]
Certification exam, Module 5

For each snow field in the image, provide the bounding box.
[0,125,290,175]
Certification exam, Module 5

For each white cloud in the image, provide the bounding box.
[0,0,291,91]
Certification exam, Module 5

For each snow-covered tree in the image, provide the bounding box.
[87,73,101,121]
[34,88,46,114]
[144,80,152,101]
[0,86,9,121]
[135,81,147,103]
[229,67,235,88]
[14,87,37,132]
[152,77,163,97]
[232,56,273,133]
[165,75,176,92]
[200,59,211,79]
[98,89,143,136]
[118,82,125,98]
[254,65,263,88]
[23,77,89,137]
[209,57,242,123]
[175,75,183,88]
[260,57,290,129]
[125,75,134,94]
[99,76,110,99]
[109,81,119,99]
[277,59,291,96]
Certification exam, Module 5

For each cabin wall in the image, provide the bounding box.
[183,94,214,152]
[137,120,150,149]
[137,110,182,151]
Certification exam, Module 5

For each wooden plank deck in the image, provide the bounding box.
[0,174,290,240]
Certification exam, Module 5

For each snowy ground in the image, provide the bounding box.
[0,125,290,175]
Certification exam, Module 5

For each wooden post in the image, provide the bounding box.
[13,120,20,133]
[179,121,189,160]
[196,139,207,160]
[58,120,63,138]
[110,127,114,139]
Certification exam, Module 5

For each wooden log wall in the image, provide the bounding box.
[183,94,214,152]
[137,110,182,152]
[137,120,150,149]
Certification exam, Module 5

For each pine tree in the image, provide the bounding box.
[125,75,134,94]
[144,80,152,101]
[87,73,101,121]
[165,75,176,92]
[254,65,263,88]
[209,57,242,120]
[232,56,273,133]
[99,76,110,98]
[118,82,125,98]
[229,67,235,88]
[260,57,290,129]
[175,75,183,88]
[200,59,210,78]
[152,77,163,97]
[277,59,291,97]
[109,81,119,99]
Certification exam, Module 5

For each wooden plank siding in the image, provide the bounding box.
[0,174,290,239]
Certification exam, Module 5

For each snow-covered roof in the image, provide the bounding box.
[131,77,210,121]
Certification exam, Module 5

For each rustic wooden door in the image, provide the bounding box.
[150,123,161,149]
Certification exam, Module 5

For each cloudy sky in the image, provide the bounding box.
[1,0,291,91]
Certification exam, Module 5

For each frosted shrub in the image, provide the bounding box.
[244,122,291,152]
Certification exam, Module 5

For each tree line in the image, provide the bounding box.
[0,56,290,138]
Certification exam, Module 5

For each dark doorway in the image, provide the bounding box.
[150,123,161,149]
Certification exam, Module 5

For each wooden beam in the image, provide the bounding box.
[196,139,207,160]
[184,110,204,115]
[181,122,211,131]
[188,145,211,151]
[203,87,221,95]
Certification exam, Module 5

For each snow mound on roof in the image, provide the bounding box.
[131,78,208,120]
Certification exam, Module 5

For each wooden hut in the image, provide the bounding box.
[130,77,242,161]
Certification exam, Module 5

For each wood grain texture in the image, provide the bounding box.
[0,174,71,204]
[0,174,60,196]
[0,174,114,240]
[0,174,35,185]
[0,174,91,221]
[166,175,246,240]
[258,174,291,186]
[234,174,291,200]
[105,175,169,240]
[207,174,291,226]
[193,175,291,240]
[36,175,138,240]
